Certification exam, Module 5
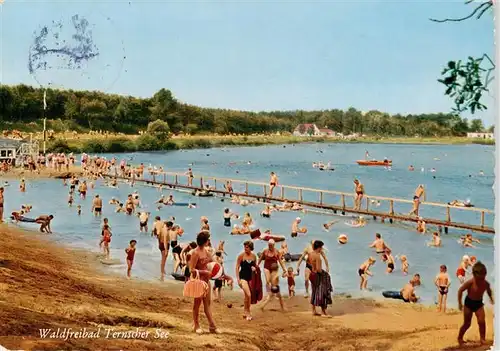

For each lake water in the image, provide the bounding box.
[5,143,495,307]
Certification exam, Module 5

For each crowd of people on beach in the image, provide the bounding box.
[0,154,494,346]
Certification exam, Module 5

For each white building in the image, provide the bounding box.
[467,132,494,139]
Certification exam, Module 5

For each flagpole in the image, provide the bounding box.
[43,89,47,155]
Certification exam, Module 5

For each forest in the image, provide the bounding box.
[0,84,493,137]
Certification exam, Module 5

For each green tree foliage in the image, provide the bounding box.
[0,84,489,137]
[469,118,484,132]
[432,1,494,114]
[147,119,170,140]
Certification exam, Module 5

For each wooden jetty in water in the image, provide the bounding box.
[106,170,495,234]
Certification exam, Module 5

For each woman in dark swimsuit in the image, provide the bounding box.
[257,240,286,292]
[188,231,219,334]
[235,240,257,321]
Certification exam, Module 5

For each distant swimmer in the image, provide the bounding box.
[448,199,474,207]
[435,264,450,313]
[261,205,272,218]
[353,179,364,211]
[416,217,426,234]
[460,233,480,248]
[428,232,442,247]
[346,216,366,228]
[479,170,484,176]
[322,220,339,231]
[67,192,74,207]
[358,257,376,290]
[125,194,135,215]
[77,205,82,215]
[408,165,414,171]
[91,195,103,216]
[269,172,278,197]
[109,197,120,205]
[223,208,239,227]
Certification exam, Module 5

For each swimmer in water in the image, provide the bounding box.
[261,205,271,218]
[435,264,450,313]
[385,249,395,273]
[416,217,426,234]
[223,208,239,227]
[428,232,442,247]
[19,179,26,192]
[109,197,120,205]
[369,233,390,255]
[77,205,82,215]
[460,233,480,248]
[322,220,339,231]
[358,257,376,290]
[408,165,414,171]
[138,211,150,233]
[291,217,307,238]
[67,192,74,207]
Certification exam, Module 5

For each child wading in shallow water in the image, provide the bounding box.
[457,261,494,346]
[284,266,299,297]
[434,264,450,313]
[358,257,375,290]
[125,240,137,279]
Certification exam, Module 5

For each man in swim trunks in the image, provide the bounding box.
[353,179,364,211]
[269,172,278,197]
[291,217,302,238]
[156,218,170,281]
[369,233,389,255]
[435,264,450,313]
[408,185,425,216]
[91,195,103,216]
[36,215,54,233]
[296,240,330,298]
[309,240,333,316]
[138,211,150,232]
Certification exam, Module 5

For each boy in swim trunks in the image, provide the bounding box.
[358,257,376,290]
[91,195,103,216]
[457,261,494,346]
[435,264,450,313]
[400,274,421,303]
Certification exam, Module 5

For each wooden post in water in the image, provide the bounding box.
[299,189,303,202]
[200,177,203,188]
[245,183,249,195]
[319,192,323,205]
[366,197,369,211]
[281,187,285,199]
[175,175,178,185]
[389,200,394,215]
[341,195,346,210]
[263,185,267,197]
[446,207,451,223]
[163,173,166,183]
[481,211,485,227]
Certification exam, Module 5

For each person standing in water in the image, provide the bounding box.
[269,172,278,197]
[91,195,103,216]
[125,240,137,279]
[19,179,26,193]
[353,179,364,211]
[369,233,389,255]
[435,264,450,313]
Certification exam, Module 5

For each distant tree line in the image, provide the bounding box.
[0,84,493,136]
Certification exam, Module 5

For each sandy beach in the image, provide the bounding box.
[0,226,493,351]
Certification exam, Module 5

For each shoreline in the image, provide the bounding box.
[43,134,495,154]
[0,226,494,350]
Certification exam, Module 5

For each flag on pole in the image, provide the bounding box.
[43,90,47,110]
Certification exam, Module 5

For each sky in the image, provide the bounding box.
[0,0,495,125]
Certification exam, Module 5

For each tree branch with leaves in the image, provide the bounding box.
[431,0,495,114]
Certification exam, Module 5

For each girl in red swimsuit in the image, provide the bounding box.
[125,240,137,279]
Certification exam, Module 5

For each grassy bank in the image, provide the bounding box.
[44,134,495,154]
[0,226,493,351]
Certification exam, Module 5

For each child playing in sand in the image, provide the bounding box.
[125,240,137,279]
[435,264,450,313]
[283,267,299,297]
[358,257,376,290]
[400,255,409,275]
[457,261,494,346]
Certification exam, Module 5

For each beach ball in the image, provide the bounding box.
[338,234,348,245]
[178,228,184,235]
[207,262,224,280]
[301,227,308,233]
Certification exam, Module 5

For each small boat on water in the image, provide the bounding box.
[356,160,392,166]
